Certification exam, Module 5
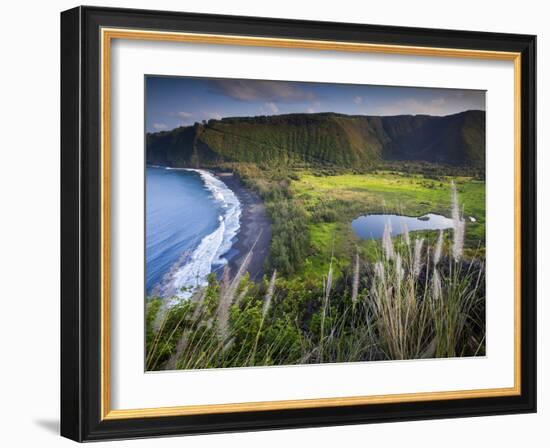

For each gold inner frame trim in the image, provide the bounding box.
[100,27,522,420]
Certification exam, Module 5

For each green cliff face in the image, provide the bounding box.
[146,110,485,168]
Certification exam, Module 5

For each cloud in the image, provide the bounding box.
[372,97,452,116]
[166,111,195,126]
[209,79,316,103]
[175,111,193,119]
[203,111,222,120]
[369,90,485,117]
[258,102,282,115]
[152,122,168,131]
[169,110,222,124]
[196,110,222,121]
[448,89,485,102]
[307,101,321,114]
[354,96,363,105]
[265,102,279,114]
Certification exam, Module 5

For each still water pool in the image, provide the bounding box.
[351,213,454,240]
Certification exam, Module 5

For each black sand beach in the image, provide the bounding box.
[215,172,272,282]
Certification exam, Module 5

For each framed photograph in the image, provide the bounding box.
[60,6,536,441]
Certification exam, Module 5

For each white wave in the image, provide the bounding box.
[158,169,242,300]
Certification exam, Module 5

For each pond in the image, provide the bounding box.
[351,213,454,240]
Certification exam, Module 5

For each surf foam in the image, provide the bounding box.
[157,169,242,299]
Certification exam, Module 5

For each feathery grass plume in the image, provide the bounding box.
[263,270,277,317]
[325,266,334,302]
[191,288,207,320]
[351,252,360,305]
[451,181,460,222]
[451,181,465,261]
[432,268,442,301]
[371,262,385,323]
[152,300,170,333]
[147,299,193,370]
[319,260,334,364]
[412,238,425,277]
[382,221,395,260]
[453,220,465,261]
[220,254,251,333]
[395,253,404,291]
[433,230,444,266]
[249,269,278,365]
[216,231,262,339]
[230,246,254,292]
[164,329,190,371]
[374,261,385,281]
[146,303,171,369]
[235,285,249,307]
[222,339,235,353]
[402,222,411,247]
[219,266,231,299]
[216,266,233,339]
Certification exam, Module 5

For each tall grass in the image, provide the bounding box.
[146,183,485,370]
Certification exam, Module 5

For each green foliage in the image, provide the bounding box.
[145,298,162,354]
[145,112,487,370]
[145,298,195,370]
[146,111,485,169]
[229,165,311,276]
[145,184,485,370]
[145,250,484,369]
[268,200,309,275]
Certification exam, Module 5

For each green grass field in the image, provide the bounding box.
[292,171,485,279]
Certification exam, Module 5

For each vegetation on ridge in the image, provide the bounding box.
[147,111,485,171]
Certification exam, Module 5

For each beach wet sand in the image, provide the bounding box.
[215,172,272,282]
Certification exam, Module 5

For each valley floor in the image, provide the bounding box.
[290,170,486,281]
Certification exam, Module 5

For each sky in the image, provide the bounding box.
[146,76,485,133]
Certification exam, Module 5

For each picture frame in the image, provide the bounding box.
[60,5,536,442]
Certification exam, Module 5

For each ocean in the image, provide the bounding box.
[145,167,241,299]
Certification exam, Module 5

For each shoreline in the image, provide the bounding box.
[146,165,272,298]
[214,171,272,282]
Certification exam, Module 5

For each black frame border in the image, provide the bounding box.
[61,6,536,442]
